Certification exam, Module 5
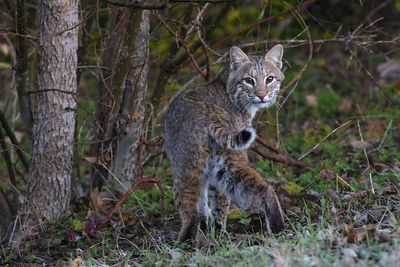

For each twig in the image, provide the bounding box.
[298,120,353,160]
[0,128,18,208]
[0,108,29,172]
[336,174,355,192]
[356,119,374,195]
[157,13,208,79]
[376,119,392,151]
[107,0,232,9]
[281,4,313,92]
[107,0,167,10]
[209,0,316,49]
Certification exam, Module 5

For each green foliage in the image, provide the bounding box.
[315,88,341,118]
[71,218,85,231]
[283,181,304,194]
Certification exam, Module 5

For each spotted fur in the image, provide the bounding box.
[164,45,285,245]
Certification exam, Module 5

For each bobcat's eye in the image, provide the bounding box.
[244,77,255,86]
[265,76,274,84]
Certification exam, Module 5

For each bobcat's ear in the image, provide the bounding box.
[265,44,283,69]
[230,46,250,70]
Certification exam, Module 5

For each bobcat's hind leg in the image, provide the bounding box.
[173,170,201,243]
[208,185,230,233]
[211,152,284,234]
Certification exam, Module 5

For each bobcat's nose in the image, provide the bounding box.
[255,92,267,101]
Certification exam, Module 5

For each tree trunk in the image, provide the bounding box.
[89,7,143,194]
[112,10,150,192]
[16,0,33,135]
[9,0,78,247]
[27,0,78,219]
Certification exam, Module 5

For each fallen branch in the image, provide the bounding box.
[252,143,310,171]
[256,136,280,154]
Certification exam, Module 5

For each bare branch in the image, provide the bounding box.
[0,108,29,172]
[107,0,233,9]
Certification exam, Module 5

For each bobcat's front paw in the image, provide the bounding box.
[235,127,256,150]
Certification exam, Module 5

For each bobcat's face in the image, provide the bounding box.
[227,45,284,116]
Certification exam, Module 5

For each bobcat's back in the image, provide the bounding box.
[164,73,250,169]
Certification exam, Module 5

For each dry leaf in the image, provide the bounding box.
[90,187,104,210]
[69,256,83,267]
[345,224,376,243]
[366,120,385,142]
[345,225,356,243]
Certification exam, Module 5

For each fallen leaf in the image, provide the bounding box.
[345,224,376,243]
[366,120,385,142]
[90,187,104,210]
[69,256,83,267]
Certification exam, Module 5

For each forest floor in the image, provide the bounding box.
[2,114,400,266]
[2,178,400,266]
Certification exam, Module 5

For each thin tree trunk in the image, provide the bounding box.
[112,10,150,192]
[16,0,33,135]
[89,7,143,193]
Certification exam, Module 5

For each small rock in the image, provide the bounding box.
[342,248,358,258]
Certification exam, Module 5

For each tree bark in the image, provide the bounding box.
[9,0,79,247]
[112,10,151,192]
[27,0,78,219]
[89,7,143,193]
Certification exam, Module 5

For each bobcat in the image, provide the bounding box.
[163,45,285,244]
